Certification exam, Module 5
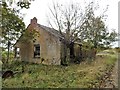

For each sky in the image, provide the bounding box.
[20,0,119,47]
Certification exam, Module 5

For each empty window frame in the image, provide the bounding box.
[15,47,20,58]
[34,44,40,58]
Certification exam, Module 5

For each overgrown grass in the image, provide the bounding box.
[2,50,117,88]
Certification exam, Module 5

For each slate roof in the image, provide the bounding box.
[14,22,65,47]
[38,24,64,40]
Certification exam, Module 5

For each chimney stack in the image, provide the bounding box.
[30,17,37,25]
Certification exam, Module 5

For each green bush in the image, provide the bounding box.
[115,47,120,53]
[2,51,7,64]
[2,51,14,64]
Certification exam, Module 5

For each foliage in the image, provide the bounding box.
[1,2,25,48]
[103,30,117,47]
[115,47,120,53]
[48,1,117,64]
[2,51,14,64]
[1,2,26,63]
[48,2,88,64]
[1,0,35,63]
[1,0,34,9]
[20,29,40,43]
[1,0,35,49]
[81,3,117,48]
[17,1,31,9]
[2,50,117,88]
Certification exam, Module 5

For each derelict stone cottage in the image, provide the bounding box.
[14,16,98,65]
[14,17,68,65]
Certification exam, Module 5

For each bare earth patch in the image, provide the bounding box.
[106,60,118,88]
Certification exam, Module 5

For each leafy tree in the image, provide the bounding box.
[48,1,117,65]
[103,29,117,48]
[81,3,117,49]
[1,0,35,63]
[1,0,34,9]
[1,2,25,63]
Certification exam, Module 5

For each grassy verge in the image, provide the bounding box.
[2,50,117,88]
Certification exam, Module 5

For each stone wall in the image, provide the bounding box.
[14,18,61,65]
[34,26,61,65]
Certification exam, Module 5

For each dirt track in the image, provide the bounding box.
[97,50,118,88]
[102,60,118,88]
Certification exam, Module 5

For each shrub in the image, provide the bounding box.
[115,47,120,53]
